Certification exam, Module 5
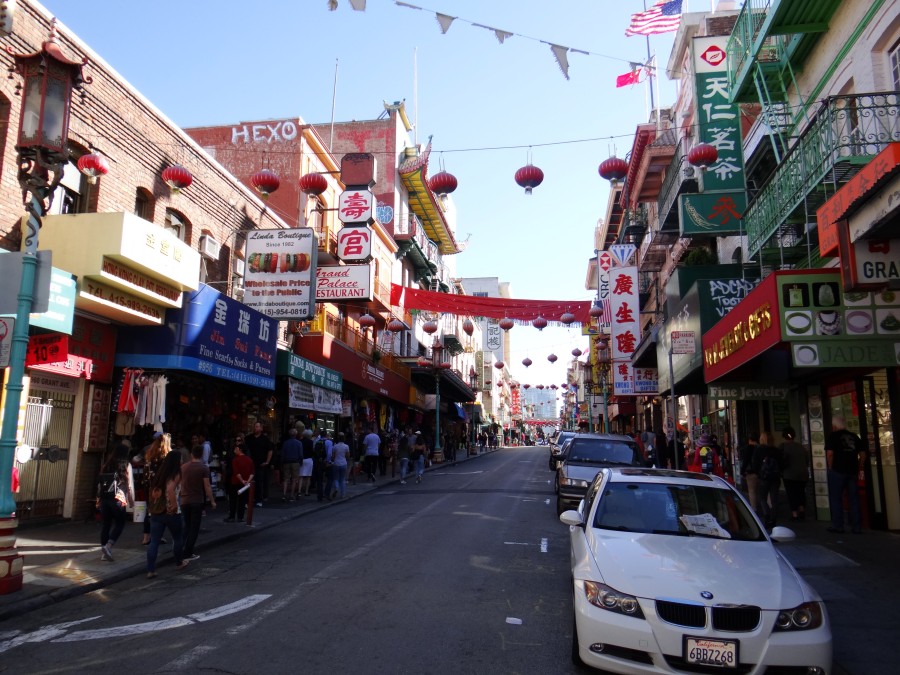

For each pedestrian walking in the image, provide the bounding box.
[146,452,188,578]
[134,431,170,546]
[243,422,273,506]
[279,428,303,501]
[362,426,380,482]
[299,428,315,496]
[398,428,414,484]
[225,442,254,523]
[412,431,427,484]
[97,453,134,562]
[181,444,216,561]
[779,426,809,521]
[331,433,351,499]
[752,431,784,529]
[739,432,760,511]
[825,416,865,533]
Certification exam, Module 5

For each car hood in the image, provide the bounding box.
[587,532,809,609]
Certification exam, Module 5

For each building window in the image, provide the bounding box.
[48,162,85,215]
[473,292,488,297]
[134,188,153,220]
[891,38,900,91]
[165,209,187,241]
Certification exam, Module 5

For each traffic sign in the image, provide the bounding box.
[671,330,696,355]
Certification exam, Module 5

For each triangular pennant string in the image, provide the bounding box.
[435,13,456,34]
[549,44,570,80]
[349,0,367,10]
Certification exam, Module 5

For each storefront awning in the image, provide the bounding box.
[409,366,476,403]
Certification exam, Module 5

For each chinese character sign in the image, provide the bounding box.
[692,36,746,194]
[338,189,375,224]
[610,265,640,395]
[337,225,373,262]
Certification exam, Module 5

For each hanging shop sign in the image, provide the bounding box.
[276,350,342,391]
[243,228,317,320]
[29,315,117,383]
[708,382,791,401]
[115,284,277,389]
[287,378,343,414]
[337,225,373,263]
[679,191,747,236]
[688,35,747,236]
[817,142,900,257]
[633,367,658,395]
[39,212,201,326]
[25,334,68,367]
[315,264,373,301]
[338,189,375,224]
[839,235,900,291]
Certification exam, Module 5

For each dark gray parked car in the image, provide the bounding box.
[555,433,645,515]
[548,430,577,471]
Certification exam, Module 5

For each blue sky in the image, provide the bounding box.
[44,0,681,390]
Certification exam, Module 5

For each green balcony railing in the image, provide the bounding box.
[727,0,770,99]
[745,92,900,256]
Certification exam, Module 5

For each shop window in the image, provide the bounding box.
[47,161,87,215]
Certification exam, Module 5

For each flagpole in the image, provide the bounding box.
[644,1,655,112]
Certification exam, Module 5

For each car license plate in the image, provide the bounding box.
[684,637,738,668]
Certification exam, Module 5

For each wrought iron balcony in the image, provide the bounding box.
[745,92,900,257]
[395,213,441,274]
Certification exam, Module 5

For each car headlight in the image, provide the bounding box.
[560,477,590,488]
[773,602,824,631]
[583,581,645,619]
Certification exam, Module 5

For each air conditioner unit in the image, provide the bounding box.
[232,257,245,277]
[199,234,221,261]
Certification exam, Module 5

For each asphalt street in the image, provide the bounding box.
[2,446,898,674]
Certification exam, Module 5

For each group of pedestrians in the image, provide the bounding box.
[97,431,217,579]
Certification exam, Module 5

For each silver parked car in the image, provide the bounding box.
[555,433,644,515]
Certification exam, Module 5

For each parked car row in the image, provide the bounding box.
[557,466,833,674]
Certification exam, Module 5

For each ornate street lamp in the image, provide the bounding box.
[1,22,87,596]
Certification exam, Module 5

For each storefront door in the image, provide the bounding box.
[863,372,898,530]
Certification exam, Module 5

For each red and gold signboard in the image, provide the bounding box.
[28,316,117,383]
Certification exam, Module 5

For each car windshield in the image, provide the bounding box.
[592,482,765,541]
[566,439,641,465]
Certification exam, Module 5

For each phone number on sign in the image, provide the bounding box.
[84,283,161,321]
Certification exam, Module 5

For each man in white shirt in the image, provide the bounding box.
[362,427,381,482]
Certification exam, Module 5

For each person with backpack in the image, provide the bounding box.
[686,434,723,477]
[752,431,784,529]
[313,429,332,502]
[97,452,134,562]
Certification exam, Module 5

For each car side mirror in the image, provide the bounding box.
[559,510,584,527]
[769,526,796,542]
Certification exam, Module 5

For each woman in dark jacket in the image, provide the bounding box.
[752,431,784,529]
[780,426,809,520]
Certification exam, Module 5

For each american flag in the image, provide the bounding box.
[625,0,683,37]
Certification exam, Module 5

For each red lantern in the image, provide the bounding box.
[514,164,544,195]
[423,320,438,335]
[250,168,280,199]
[595,338,608,351]
[462,318,474,336]
[439,361,452,370]
[428,171,458,195]
[552,384,559,390]
[523,384,531,390]
[358,313,377,331]
[299,172,328,196]
[162,164,192,192]
[532,316,548,331]
[494,361,505,370]
[417,356,430,367]
[572,347,583,358]
[499,317,515,331]
[598,156,628,185]
[537,384,545,390]
[77,152,109,184]
[547,353,558,363]
[522,357,532,368]
[559,312,576,325]
[688,143,718,170]
[589,304,604,318]
[387,318,406,333]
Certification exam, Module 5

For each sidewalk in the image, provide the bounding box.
[0,449,486,622]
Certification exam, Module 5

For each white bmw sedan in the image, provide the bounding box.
[560,468,832,674]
